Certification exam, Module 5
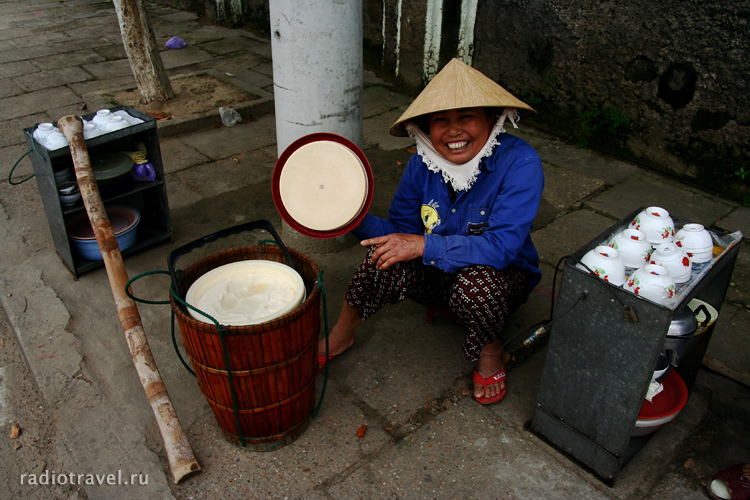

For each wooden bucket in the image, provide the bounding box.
[170,238,320,451]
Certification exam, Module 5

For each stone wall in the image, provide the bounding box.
[160,0,750,203]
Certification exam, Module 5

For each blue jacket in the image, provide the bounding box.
[353,133,544,291]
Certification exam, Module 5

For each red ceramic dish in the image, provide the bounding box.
[272,133,373,239]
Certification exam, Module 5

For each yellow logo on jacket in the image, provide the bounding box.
[421,200,441,234]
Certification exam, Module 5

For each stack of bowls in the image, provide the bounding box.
[674,223,714,264]
[576,246,626,286]
[631,207,674,246]
[608,228,651,269]
[650,243,692,283]
[624,264,676,305]
[66,205,140,260]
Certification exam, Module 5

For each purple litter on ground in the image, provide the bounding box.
[166,36,186,49]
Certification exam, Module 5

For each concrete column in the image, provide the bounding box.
[269,0,363,253]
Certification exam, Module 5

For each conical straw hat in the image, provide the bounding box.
[389,58,535,137]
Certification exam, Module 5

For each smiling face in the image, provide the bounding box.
[428,107,495,164]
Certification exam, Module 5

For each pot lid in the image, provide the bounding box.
[638,370,688,420]
[667,306,698,337]
[272,133,374,239]
[90,151,133,180]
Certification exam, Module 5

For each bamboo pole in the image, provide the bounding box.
[58,115,201,484]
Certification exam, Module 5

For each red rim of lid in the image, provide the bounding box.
[272,133,374,239]
[637,370,689,420]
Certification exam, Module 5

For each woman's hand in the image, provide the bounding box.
[361,233,425,270]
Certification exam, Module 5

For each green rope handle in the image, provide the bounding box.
[8,128,47,185]
[127,270,246,447]
[125,270,195,376]
[126,260,331,441]
[8,149,34,185]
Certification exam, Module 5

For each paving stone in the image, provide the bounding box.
[0,44,52,64]
[363,85,412,118]
[530,209,618,267]
[196,36,266,56]
[81,58,132,79]
[159,136,211,174]
[363,107,416,151]
[92,43,128,61]
[174,148,277,198]
[8,30,69,48]
[1,86,81,119]
[332,399,611,500]
[585,172,737,227]
[0,112,51,148]
[0,60,39,79]
[717,205,750,238]
[182,113,277,160]
[160,46,213,70]
[47,36,114,56]
[0,77,23,98]
[13,67,94,93]
[1,143,35,182]
[32,49,106,71]
[156,11,199,23]
[535,137,642,186]
[68,74,135,97]
[542,162,607,212]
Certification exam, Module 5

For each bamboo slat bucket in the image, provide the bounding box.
[168,221,320,451]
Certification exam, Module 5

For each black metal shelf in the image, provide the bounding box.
[23,106,172,278]
[530,207,741,485]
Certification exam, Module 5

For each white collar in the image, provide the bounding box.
[406,108,520,192]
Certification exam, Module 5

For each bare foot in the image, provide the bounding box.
[318,322,354,358]
[317,301,360,359]
[474,342,506,400]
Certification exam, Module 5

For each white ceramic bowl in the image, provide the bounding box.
[186,260,305,326]
[45,130,68,150]
[624,264,676,305]
[57,181,81,206]
[631,207,675,245]
[675,224,714,263]
[92,109,113,128]
[577,245,626,286]
[609,228,651,269]
[33,122,55,143]
[104,115,129,132]
[82,123,100,140]
[650,243,692,283]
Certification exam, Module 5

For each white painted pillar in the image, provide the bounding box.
[269,0,363,252]
[269,0,363,155]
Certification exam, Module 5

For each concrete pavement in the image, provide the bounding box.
[1,1,749,499]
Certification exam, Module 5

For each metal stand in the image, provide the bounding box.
[530,207,741,485]
[23,106,172,277]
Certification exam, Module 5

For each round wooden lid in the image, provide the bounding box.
[272,133,374,238]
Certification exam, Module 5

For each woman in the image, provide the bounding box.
[319,58,544,405]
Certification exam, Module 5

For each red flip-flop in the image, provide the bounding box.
[708,464,750,500]
[473,369,507,405]
[318,355,337,369]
